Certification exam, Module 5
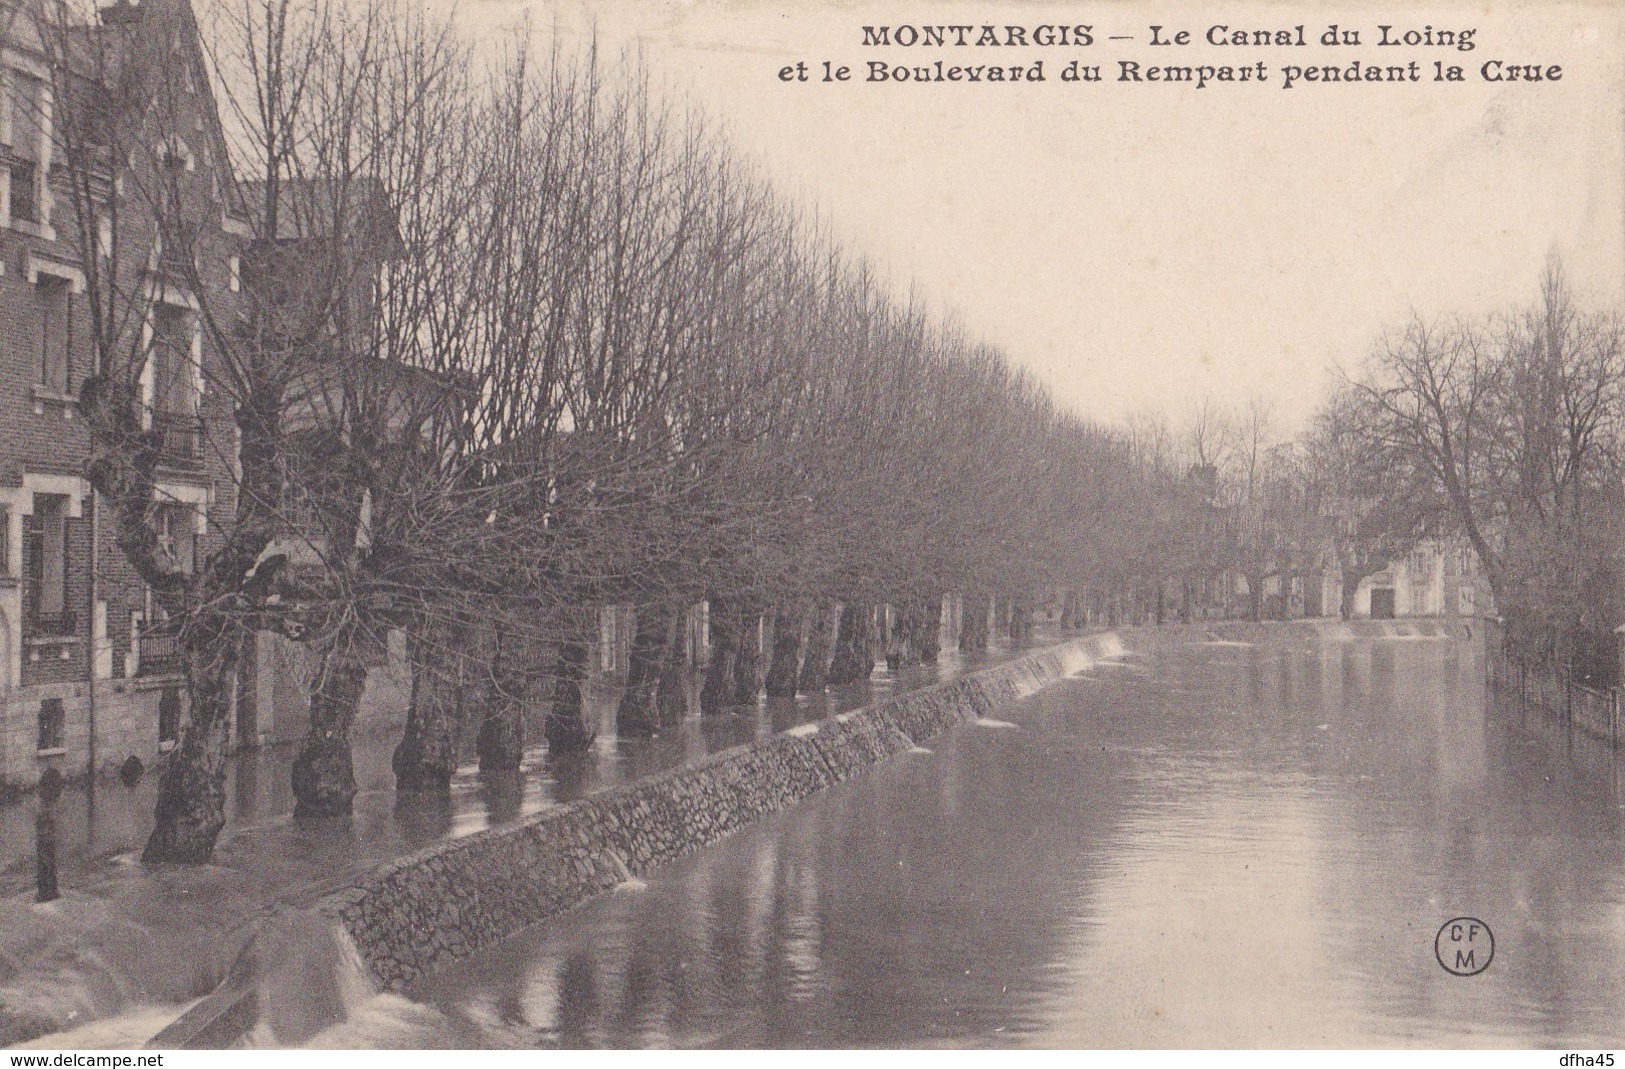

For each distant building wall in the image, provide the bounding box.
[1346,539,1489,619]
[241,629,412,747]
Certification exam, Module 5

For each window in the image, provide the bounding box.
[148,304,203,464]
[150,304,196,416]
[7,74,44,224]
[26,495,71,634]
[37,276,74,393]
[8,160,37,222]
[154,502,196,574]
[38,699,65,752]
[153,226,197,275]
[0,506,9,575]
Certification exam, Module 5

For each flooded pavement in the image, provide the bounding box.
[1,651,1007,899]
[398,633,1625,1048]
[0,648,1025,1047]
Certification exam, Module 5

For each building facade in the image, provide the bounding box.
[1343,538,1488,620]
[1,0,421,792]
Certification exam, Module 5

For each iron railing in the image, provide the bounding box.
[1486,620,1621,751]
[137,621,186,677]
[152,412,205,468]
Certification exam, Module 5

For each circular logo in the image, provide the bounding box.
[1435,917,1495,976]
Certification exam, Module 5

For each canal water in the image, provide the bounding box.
[358,632,1623,1047]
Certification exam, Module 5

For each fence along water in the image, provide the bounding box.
[1485,617,1623,750]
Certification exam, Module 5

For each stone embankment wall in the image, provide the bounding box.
[314,633,1121,992]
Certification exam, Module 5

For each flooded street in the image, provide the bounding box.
[403,633,1625,1048]
[0,654,995,898]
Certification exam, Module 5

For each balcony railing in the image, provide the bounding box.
[152,412,205,468]
[28,609,77,638]
[137,621,185,677]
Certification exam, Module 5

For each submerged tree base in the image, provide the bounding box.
[142,746,228,864]
[827,602,875,684]
[395,629,465,793]
[291,650,368,819]
[291,739,358,819]
[618,605,674,737]
[143,645,236,863]
[546,640,596,755]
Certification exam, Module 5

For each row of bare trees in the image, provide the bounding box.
[24,0,1184,863]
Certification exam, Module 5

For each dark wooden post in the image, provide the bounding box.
[35,767,65,903]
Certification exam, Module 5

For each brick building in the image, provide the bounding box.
[2,0,265,791]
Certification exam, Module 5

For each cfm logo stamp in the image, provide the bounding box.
[1435,917,1495,976]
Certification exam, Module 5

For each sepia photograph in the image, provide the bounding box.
[1,0,1623,1052]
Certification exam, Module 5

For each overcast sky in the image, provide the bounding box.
[463,0,1625,434]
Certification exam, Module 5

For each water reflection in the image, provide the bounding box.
[392,791,456,842]
[416,635,1625,1048]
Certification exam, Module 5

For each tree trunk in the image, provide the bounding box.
[886,602,917,671]
[799,601,834,693]
[699,597,738,715]
[827,602,875,684]
[914,595,943,664]
[656,610,690,726]
[291,639,370,819]
[143,629,238,862]
[995,595,1013,644]
[477,625,526,771]
[1007,593,1033,647]
[733,602,765,704]
[1338,556,1390,620]
[34,807,59,904]
[617,605,671,737]
[394,628,464,793]
[762,603,803,696]
[960,592,991,653]
[1059,588,1080,630]
[544,637,594,754]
